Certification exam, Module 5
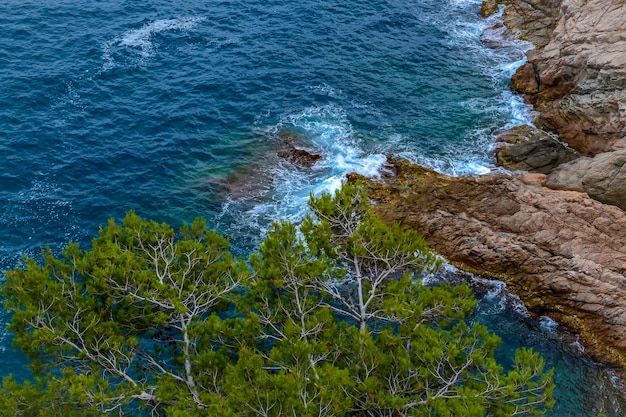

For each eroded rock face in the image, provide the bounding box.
[546,148,626,210]
[509,0,626,155]
[357,158,626,363]
[495,124,580,173]
[502,0,560,48]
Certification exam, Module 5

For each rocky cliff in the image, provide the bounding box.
[464,0,626,362]
[359,0,626,364]
[507,0,626,156]
[490,0,626,211]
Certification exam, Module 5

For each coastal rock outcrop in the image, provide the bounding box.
[356,158,626,363]
[276,145,322,168]
[508,0,626,155]
[495,124,580,173]
[545,148,626,211]
[502,0,560,48]
[486,0,626,211]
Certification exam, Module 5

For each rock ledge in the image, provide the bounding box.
[356,158,626,365]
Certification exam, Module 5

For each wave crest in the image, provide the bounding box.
[102,17,206,70]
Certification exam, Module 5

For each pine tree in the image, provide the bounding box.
[0,183,553,416]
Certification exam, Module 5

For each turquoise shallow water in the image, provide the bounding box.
[0,0,624,414]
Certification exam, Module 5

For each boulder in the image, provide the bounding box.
[276,146,322,168]
[356,158,626,364]
[495,124,580,173]
[480,0,504,17]
[502,0,560,48]
[546,148,626,211]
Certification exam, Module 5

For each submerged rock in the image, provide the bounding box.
[213,129,322,201]
[356,158,626,364]
[495,124,580,173]
[276,130,322,168]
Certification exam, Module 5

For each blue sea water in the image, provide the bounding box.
[0,0,624,414]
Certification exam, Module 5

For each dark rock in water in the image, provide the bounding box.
[277,146,322,168]
[355,157,626,366]
[276,130,322,168]
[495,124,580,173]
[546,148,626,211]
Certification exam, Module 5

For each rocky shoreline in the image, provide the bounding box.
[359,0,626,366]
[354,159,626,365]
[502,0,626,212]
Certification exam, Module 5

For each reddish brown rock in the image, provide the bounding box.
[358,158,626,364]
[502,0,560,48]
[545,148,626,211]
[480,0,505,18]
[276,130,322,168]
[277,146,322,168]
[508,0,626,155]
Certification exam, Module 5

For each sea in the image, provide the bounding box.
[0,0,624,415]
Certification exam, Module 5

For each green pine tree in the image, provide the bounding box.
[0,183,553,416]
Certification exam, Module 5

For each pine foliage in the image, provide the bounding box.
[0,183,553,416]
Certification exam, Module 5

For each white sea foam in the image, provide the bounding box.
[307,84,345,100]
[220,104,388,248]
[539,316,559,332]
[0,325,7,353]
[448,0,482,6]
[570,336,585,352]
[397,150,494,177]
[504,92,535,129]
[422,262,533,318]
[121,18,205,54]
[276,104,387,184]
[402,0,535,177]
[469,275,531,317]
[102,17,205,70]
[480,12,535,130]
